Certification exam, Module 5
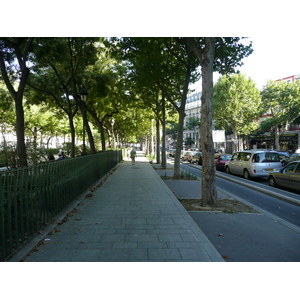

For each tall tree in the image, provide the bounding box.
[213,73,261,152]
[186,37,253,207]
[260,80,300,150]
[28,37,99,156]
[112,37,199,176]
[0,38,35,167]
[186,37,217,206]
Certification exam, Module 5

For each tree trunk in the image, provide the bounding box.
[149,119,154,155]
[161,94,167,169]
[233,126,238,153]
[200,38,217,207]
[14,94,28,167]
[99,123,106,151]
[173,111,185,178]
[68,115,76,157]
[80,102,96,154]
[173,64,191,179]
[274,125,280,150]
[156,118,160,164]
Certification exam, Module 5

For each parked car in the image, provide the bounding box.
[268,161,300,192]
[180,150,188,160]
[225,150,282,179]
[168,149,176,157]
[281,153,300,166]
[214,153,232,171]
[275,151,290,161]
[182,151,198,162]
[191,152,203,165]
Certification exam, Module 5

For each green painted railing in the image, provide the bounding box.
[0,150,122,261]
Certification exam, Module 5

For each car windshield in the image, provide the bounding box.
[220,155,231,160]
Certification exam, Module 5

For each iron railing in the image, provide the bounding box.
[0,150,122,261]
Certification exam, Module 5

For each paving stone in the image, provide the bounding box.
[148,248,181,260]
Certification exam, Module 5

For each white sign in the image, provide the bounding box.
[212,130,225,143]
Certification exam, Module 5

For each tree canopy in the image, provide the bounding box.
[213,73,261,151]
[0,36,254,182]
[260,80,300,150]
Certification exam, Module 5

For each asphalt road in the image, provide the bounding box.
[180,162,300,227]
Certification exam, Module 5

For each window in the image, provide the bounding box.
[254,152,280,162]
[231,153,239,161]
[240,152,251,161]
[284,162,297,173]
[264,152,280,162]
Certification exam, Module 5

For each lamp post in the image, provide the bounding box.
[79,86,88,155]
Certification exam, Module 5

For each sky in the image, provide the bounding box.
[234,36,300,89]
[190,36,300,92]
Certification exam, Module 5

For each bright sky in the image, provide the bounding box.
[189,36,300,92]
[235,36,300,89]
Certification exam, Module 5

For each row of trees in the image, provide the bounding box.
[213,73,300,152]
[0,38,153,165]
[0,37,253,207]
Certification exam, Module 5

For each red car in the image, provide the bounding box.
[215,153,232,171]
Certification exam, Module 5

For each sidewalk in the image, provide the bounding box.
[14,153,224,262]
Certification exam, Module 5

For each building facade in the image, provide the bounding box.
[276,75,300,83]
[183,92,201,149]
[182,92,225,151]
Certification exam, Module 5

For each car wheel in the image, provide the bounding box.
[243,169,251,179]
[268,176,277,188]
[225,166,231,174]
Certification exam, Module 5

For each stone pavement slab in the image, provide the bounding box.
[21,154,224,262]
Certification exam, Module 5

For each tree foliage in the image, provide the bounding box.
[260,80,300,150]
[0,37,35,166]
[213,73,261,150]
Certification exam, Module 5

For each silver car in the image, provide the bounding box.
[225,150,282,179]
[268,161,300,192]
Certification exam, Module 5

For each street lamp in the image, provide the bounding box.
[79,86,88,155]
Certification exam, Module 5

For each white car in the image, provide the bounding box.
[225,150,282,179]
[182,151,198,162]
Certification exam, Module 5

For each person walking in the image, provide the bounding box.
[130,148,137,165]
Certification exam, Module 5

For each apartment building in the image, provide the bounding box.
[183,92,201,149]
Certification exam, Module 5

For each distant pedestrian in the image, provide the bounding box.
[57,152,65,160]
[130,148,136,165]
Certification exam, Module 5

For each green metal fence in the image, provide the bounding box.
[0,150,122,261]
